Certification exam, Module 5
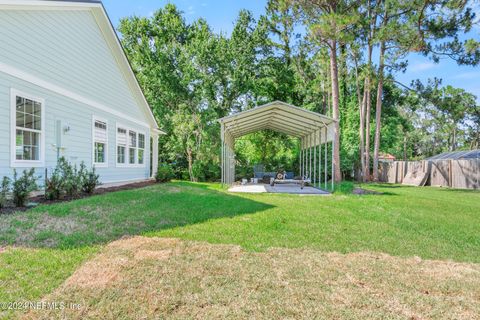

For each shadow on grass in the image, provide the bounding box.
[369,183,479,194]
[0,181,274,250]
[435,187,480,194]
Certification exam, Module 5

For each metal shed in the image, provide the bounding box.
[218,101,336,188]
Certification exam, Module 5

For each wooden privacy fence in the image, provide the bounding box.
[378,159,480,189]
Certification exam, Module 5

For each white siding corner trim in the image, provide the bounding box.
[0,62,150,129]
[10,88,46,168]
[92,115,108,168]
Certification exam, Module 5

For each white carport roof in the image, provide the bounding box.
[218,101,335,147]
[218,101,336,186]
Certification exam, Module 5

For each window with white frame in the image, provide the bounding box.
[116,126,146,167]
[13,94,44,163]
[138,133,145,164]
[128,130,137,164]
[93,119,108,166]
[117,127,127,164]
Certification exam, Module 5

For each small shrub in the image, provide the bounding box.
[155,164,174,183]
[79,163,100,194]
[58,158,81,198]
[12,169,39,207]
[0,176,11,209]
[45,167,63,201]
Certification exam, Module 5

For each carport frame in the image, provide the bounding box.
[218,101,336,190]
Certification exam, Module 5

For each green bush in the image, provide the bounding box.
[155,164,174,183]
[58,158,82,197]
[45,166,63,201]
[12,169,39,207]
[45,158,85,200]
[79,163,100,194]
[0,176,11,209]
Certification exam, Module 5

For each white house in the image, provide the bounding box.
[0,0,164,185]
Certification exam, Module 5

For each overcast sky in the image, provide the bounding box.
[102,0,480,102]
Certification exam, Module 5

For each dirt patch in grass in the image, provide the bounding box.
[352,187,382,195]
[24,237,480,320]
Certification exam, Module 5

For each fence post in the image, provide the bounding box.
[449,160,453,188]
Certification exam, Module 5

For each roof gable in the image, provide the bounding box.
[0,0,163,134]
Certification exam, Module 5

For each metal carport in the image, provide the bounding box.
[218,101,336,189]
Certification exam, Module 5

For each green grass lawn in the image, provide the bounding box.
[0,182,479,318]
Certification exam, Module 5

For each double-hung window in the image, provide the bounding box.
[11,90,45,167]
[117,128,127,164]
[138,133,145,165]
[117,125,146,167]
[129,130,137,164]
[93,118,108,167]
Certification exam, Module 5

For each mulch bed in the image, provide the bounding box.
[0,180,157,215]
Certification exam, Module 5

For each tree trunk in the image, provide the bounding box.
[373,40,386,181]
[187,147,196,182]
[365,93,372,180]
[452,127,457,151]
[361,42,374,182]
[354,55,365,182]
[329,39,342,182]
[361,2,375,182]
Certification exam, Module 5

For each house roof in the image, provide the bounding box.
[0,0,164,135]
[379,153,396,160]
[218,101,336,148]
[426,150,480,161]
[46,0,102,3]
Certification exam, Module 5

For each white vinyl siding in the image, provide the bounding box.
[0,7,154,184]
[10,89,45,167]
[0,9,144,120]
[93,117,107,167]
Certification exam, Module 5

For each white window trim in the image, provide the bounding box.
[92,115,108,168]
[116,122,146,168]
[137,132,146,166]
[10,88,45,168]
[115,123,128,167]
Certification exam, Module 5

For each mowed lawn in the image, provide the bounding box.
[0,182,479,319]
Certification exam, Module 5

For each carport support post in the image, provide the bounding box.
[299,138,302,178]
[303,137,306,178]
[300,138,303,178]
[331,131,335,191]
[221,125,224,185]
[324,127,328,190]
[314,134,316,183]
[227,145,230,184]
[227,145,229,184]
[319,130,322,188]
[309,133,312,181]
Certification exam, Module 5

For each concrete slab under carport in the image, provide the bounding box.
[228,183,330,195]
